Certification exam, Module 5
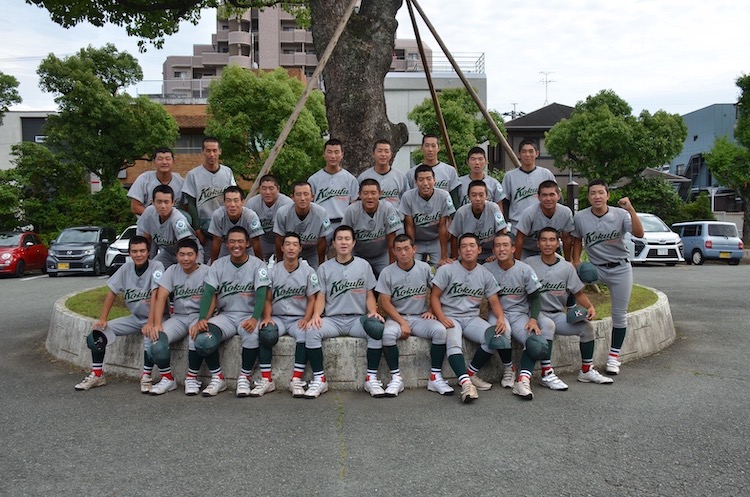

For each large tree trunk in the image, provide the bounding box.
[309,0,409,176]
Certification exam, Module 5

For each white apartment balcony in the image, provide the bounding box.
[228,30,253,46]
[279,29,313,44]
[201,52,230,66]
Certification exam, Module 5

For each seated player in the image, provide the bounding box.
[208,185,264,263]
[245,174,293,262]
[449,179,507,263]
[514,180,574,260]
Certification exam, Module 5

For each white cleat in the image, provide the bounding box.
[364,377,386,398]
[578,368,614,384]
[150,377,177,395]
[427,376,454,395]
[202,375,227,397]
[289,378,307,398]
[184,377,201,396]
[605,358,621,375]
[304,379,329,399]
[384,375,405,397]
[248,378,276,397]
[501,368,515,389]
[470,374,492,391]
[512,376,534,400]
[140,374,153,394]
[75,372,106,391]
[539,372,569,391]
[235,375,252,397]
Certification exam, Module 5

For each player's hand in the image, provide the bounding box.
[189,319,208,339]
[259,317,275,329]
[307,315,322,330]
[438,257,454,267]
[149,323,163,341]
[92,320,107,331]
[439,317,454,329]
[368,312,384,322]
[586,306,596,321]
[297,319,309,331]
[525,318,541,335]
[494,319,506,334]
[399,322,411,339]
[485,255,496,263]
[618,197,634,211]
[195,229,206,244]
[240,317,258,332]
[422,311,436,320]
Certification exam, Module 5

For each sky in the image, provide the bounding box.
[2,0,749,118]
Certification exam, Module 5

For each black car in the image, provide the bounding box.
[46,226,116,277]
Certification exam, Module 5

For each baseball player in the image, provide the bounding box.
[245,174,293,262]
[307,138,359,234]
[376,234,454,396]
[145,238,209,395]
[400,165,456,267]
[572,179,644,375]
[357,139,409,210]
[128,147,184,217]
[181,137,237,262]
[74,236,164,392]
[484,233,557,401]
[188,226,271,397]
[343,178,404,278]
[430,233,505,403]
[259,232,321,397]
[136,184,202,268]
[449,179,507,263]
[208,185,264,262]
[273,181,332,269]
[304,225,385,399]
[458,147,503,207]
[526,227,613,385]
[407,134,461,207]
[501,139,556,234]
[514,179,575,260]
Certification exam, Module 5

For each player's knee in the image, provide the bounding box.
[86,330,107,353]
[149,332,171,366]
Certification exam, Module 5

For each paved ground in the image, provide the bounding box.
[1,265,748,496]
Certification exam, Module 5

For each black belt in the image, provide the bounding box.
[597,260,627,268]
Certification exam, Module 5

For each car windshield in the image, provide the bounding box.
[119,227,137,240]
[0,233,21,247]
[640,216,670,233]
[57,229,99,244]
[708,224,738,237]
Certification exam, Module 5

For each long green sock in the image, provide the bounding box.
[612,327,627,349]
[205,349,221,371]
[580,340,595,362]
[91,349,105,365]
[242,347,259,373]
[448,354,468,377]
[307,347,324,374]
[259,344,273,365]
[188,349,202,372]
[383,345,399,370]
[431,343,446,370]
[294,342,307,365]
[470,348,493,371]
[366,348,382,371]
[498,348,512,365]
[520,350,536,374]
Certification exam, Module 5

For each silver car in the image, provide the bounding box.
[104,225,137,275]
[626,213,684,266]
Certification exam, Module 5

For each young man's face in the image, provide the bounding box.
[260,180,279,205]
[223,191,243,218]
[469,185,487,211]
[537,231,559,257]
[129,242,150,266]
[415,171,435,197]
[518,144,539,168]
[467,153,486,175]
[493,235,514,262]
[538,186,559,211]
[373,143,392,167]
[459,237,480,263]
[153,192,174,219]
[293,185,312,210]
[360,184,380,211]
[154,152,174,174]
[202,141,221,168]
[177,246,199,270]
[588,184,610,210]
[281,236,302,260]
[393,239,417,266]
[226,232,249,260]
[333,230,355,257]
[421,137,440,163]
[324,145,344,169]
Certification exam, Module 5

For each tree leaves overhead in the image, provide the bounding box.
[0,71,22,125]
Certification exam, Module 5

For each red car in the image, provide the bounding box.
[0,231,48,277]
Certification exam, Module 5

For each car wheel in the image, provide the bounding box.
[93,258,102,276]
[691,250,704,265]
[14,260,25,277]
[729,259,740,266]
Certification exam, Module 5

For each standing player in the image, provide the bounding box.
[407,134,461,207]
[181,137,237,261]
[357,139,409,210]
[273,181,332,269]
[376,234,454,396]
[501,139,556,235]
[514,180,574,260]
[526,227,612,385]
[400,165,456,267]
[308,138,358,234]
[343,179,403,277]
[128,147,184,217]
[304,225,385,399]
[188,227,271,397]
[245,174,293,262]
[430,234,505,403]
[74,236,164,392]
[146,238,209,395]
[208,185,264,262]
[484,233,557,401]
[458,147,503,207]
[137,184,202,268]
[449,180,507,263]
[572,179,644,375]
[259,232,320,397]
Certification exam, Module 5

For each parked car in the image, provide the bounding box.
[625,213,684,266]
[671,220,744,265]
[0,231,48,277]
[46,226,116,277]
[105,225,137,275]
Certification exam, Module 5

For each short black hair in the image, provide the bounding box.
[359,178,381,192]
[458,233,480,246]
[414,164,435,181]
[203,137,220,149]
[177,238,199,254]
[292,181,312,194]
[537,180,559,194]
[227,226,249,241]
[466,147,486,160]
[259,174,279,187]
[393,233,415,247]
[324,138,343,150]
[372,139,392,152]
[333,224,355,239]
[152,184,175,201]
[421,134,439,145]
[152,147,174,160]
[129,235,150,251]
[223,185,245,200]
[538,226,559,238]
[588,179,609,192]
[468,179,489,196]
[517,139,538,153]
[282,231,301,245]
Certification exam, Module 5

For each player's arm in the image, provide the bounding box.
[251,236,263,261]
[184,194,205,243]
[572,237,583,267]
[299,294,317,329]
[525,290,542,335]
[501,199,510,221]
[240,286,267,332]
[561,231,573,261]
[487,293,506,333]
[365,290,383,320]
[210,235,222,263]
[449,187,460,212]
[513,231,526,260]
[386,232,397,264]
[93,290,118,330]
[130,198,146,216]
[429,285,453,329]
[259,288,274,327]
[149,285,170,339]
[189,284,216,339]
[619,197,644,238]
[143,287,161,336]
[574,289,596,320]
[316,237,327,265]
[438,216,452,266]
[308,291,326,329]
[403,215,415,242]
[274,234,284,261]
[449,234,458,259]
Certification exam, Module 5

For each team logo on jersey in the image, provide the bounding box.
[322,217,332,230]
[153,233,178,246]
[381,188,401,200]
[173,283,204,299]
[124,288,153,304]
[435,180,449,190]
[412,212,441,227]
[273,285,306,301]
[315,187,351,204]
[198,186,225,204]
[354,227,386,242]
[391,284,428,302]
[329,278,366,298]
[538,280,567,294]
[513,186,538,202]
[445,282,485,298]
[153,270,163,281]
[446,197,454,208]
[251,219,261,230]
[176,220,187,230]
[494,212,505,226]
[387,214,401,227]
[260,218,274,232]
[217,281,255,297]
[497,285,526,296]
[310,274,319,285]
[585,230,621,247]
[259,268,268,279]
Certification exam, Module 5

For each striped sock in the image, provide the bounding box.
[260,364,272,381]
[292,363,305,379]
[366,369,378,381]
[458,374,470,385]
[467,364,479,376]
[519,370,532,380]
[210,367,224,379]
[92,363,103,377]
[186,369,199,379]
[142,365,153,376]
[541,360,552,376]
[429,368,442,381]
[240,368,252,379]
[161,366,173,381]
[609,347,621,360]
[390,368,401,377]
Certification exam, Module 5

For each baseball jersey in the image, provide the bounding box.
[108,259,164,320]
[483,259,541,314]
[127,171,184,209]
[157,263,209,315]
[515,203,575,253]
[208,206,264,258]
[317,256,377,316]
[137,206,197,256]
[268,260,321,317]
[399,188,456,242]
[572,206,633,266]
[432,261,500,318]
[407,162,460,192]
[273,203,333,261]
[500,166,556,227]
[449,202,507,256]
[375,260,433,315]
[357,167,410,210]
[308,168,359,221]
[458,174,503,206]
[245,193,293,256]
[180,165,237,231]
[525,255,584,314]
[205,255,270,313]
[343,201,404,260]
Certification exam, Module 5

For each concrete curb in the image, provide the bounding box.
[47,286,675,391]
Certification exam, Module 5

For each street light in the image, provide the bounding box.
[707,187,718,213]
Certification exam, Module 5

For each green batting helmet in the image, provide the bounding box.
[149,332,171,366]
[259,323,280,347]
[525,334,550,361]
[86,329,107,353]
[194,330,221,357]
[577,262,599,283]
[567,305,588,324]
[484,326,511,350]
[360,316,384,340]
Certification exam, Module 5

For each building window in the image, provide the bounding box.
[174,71,188,79]
[408,53,419,61]
[221,24,229,30]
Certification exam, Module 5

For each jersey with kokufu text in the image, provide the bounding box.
[273,203,333,256]
[432,261,500,318]
[375,260,433,315]
[572,206,633,266]
[407,162,460,192]
[500,166,556,226]
[483,259,541,314]
[137,206,196,255]
[108,260,164,320]
[245,193,293,254]
[127,171,184,210]
[515,203,575,252]
[308,168,359,221]
[317,256,376,317]
[208,206,264,257]
[357,167,409,210]
[205,255,270,313]
[343,201,403,260]
[181,165,237,230]
[458,174,503,206]
[399,188,456,242]
[525,255,584,314]
[157,263,209,315]
[449,202,507,251]
[268,260,320,317]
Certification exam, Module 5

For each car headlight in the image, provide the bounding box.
[83,249,96,256]
[1,253,10,261]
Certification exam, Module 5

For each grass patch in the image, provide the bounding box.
[66,286,130,320]
[586,284,657,320]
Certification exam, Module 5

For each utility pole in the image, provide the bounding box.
[539,71,556,105]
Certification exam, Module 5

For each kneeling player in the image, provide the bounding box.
[526,227,612,385]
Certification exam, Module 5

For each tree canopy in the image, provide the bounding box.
[545,89,687,185]
[0,71,22,125]
[205,66,328,191]
[37,44,179,188]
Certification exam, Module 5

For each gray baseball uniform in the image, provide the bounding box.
[273,203,332,269]
[399,188,456,264]
[458,174,503,206]
[449,202,507,262]
[153,263,209,343]
[308,168,359,224]
[357,167,410,210]
[500,166,556,232]
[268,259,320,342]
[208,206,264,258]
[245,193,293,261]
[407,162,460,192]
[515,203,575,258]
[181,164,237,231]
[127,171,184,211]
[136,206,200,267]
[343,200,403,276]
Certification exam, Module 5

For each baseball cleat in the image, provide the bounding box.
[384,375,405,397]
[235,375,252,397]
[304,378,329,398]
[202,375,227,397]
[364,377,386,398]
[140,374,153,394]
[427,376,454,395]
[460,381,478,403]
[539,372,569,391]
[501,368,515,388]
[605,358,621,375]
[150,377,177,395]
[249,378,276,397]
[74,372,106,391]
[512,376,534,400]
[289,378,307,398]
[578,368,614,384]
[184,377,201,396]
[470,374,492,391]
